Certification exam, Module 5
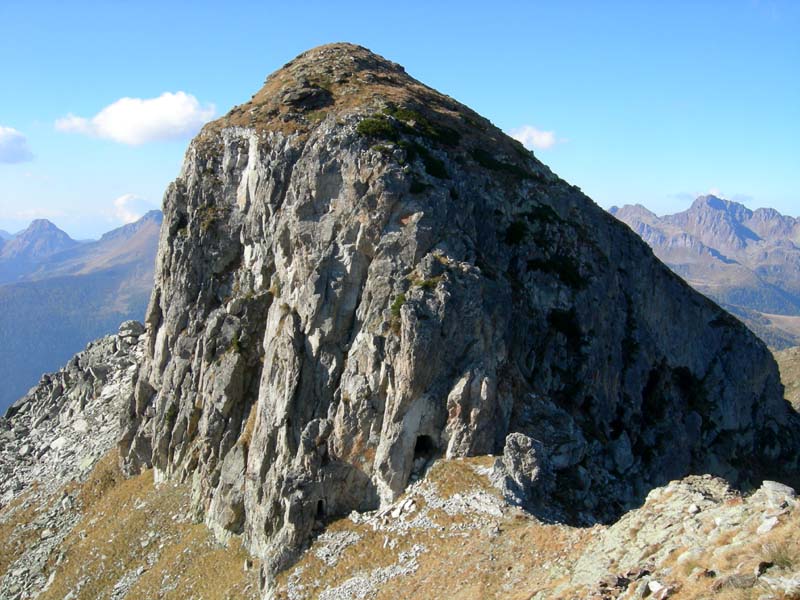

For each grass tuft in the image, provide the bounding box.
[390,293,407,334]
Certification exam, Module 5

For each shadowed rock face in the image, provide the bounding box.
[116,43,800,579]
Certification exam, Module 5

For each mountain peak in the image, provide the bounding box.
[117,46,800,581]
[202,42,415,138]
[2,46,800,597]
[25,218,62,233]
[611,197,800,346]
[0,218,77,262]
[140,209,163,222]
[609,203,658,220]
[690,194,741,213]
[280,42,407,79]
[197,43,530,168]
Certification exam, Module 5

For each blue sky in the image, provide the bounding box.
[1,0,798,238]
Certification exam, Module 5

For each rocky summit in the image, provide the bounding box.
[2,43,800,599]
[104,42,800,588]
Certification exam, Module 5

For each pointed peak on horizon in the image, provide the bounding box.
[24,218,63,231]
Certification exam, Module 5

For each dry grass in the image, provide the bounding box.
[0,484,43,575]
[374,513,582,600]
[774,346,800,410]
[271,509,422,599]
[37,450,260,600]
[128,527,257,600]
[192,43,523,191]
[425,455,497,498]
[274,460,800,600]
[659,502,800,599]
[274,457,592,600]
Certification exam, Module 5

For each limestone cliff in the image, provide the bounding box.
[115,43,800,583]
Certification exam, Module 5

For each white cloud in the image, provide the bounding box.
[55,92,215,145]
[509,125,559,150]
[0,126,34,163]
[113,194,156,224]
[708,187,726,198]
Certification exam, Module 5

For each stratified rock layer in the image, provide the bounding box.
[117,43,800,579]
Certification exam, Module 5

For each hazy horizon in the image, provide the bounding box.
[1,209,162,242]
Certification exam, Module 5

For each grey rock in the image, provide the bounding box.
[760,479,796,498]
[610,432,634,473]
[94,43,800,584]
[49,436,68,451]
[491,433,553,508]
[0,326,145,552]
[756,516,779,534]
[118,320,146,338]
[761,575,800,596]
[757,480,796,509]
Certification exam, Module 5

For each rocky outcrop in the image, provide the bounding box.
[1,321,145,506]
[116,43,800,583]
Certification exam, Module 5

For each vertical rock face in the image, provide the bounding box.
[118,43,800,577]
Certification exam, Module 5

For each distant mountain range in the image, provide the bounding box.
[611,196,800,349]
[0,211,161,412]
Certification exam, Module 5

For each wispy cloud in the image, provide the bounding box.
[112,194,156,223]
[508,125,560,150]
[55,92,215,145]
[0,126,34,163]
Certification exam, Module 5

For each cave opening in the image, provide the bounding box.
[316,499,325,520]
[414,435,436,462]
[410,434,437,482]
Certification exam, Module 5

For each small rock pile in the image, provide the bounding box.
[568,476,800,599]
